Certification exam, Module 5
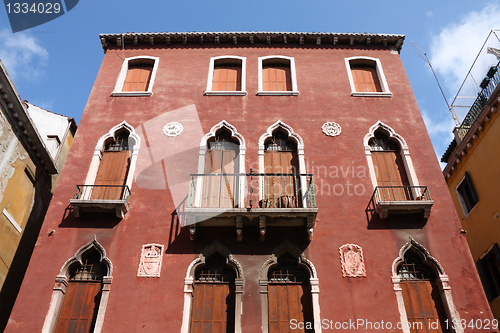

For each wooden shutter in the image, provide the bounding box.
[401,280,449,333]
[122,64,153,92]
[212,64,241,91]
[203,149,236,208]
[268,284,313,333]
[54,281,101,333]
[190,283,230,333]
[93,150,130,200]
[263,151,300,208]
[263,64,292,91]
[372,151,410,201]
[351,65,382,92]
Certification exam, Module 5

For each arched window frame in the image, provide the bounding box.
[205,56,247,96]
[42,238,112,333]
[392,238,463,333]
[84,121,141,193]
[257,56,299,96]
[345,56,391,97]
[363,121,419,190]
[195,120,246,208]
[180,241,244,333]
[259,241,321,333]
[258,120,309,207]
[112,56,159,96]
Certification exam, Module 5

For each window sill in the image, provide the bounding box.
[111,91,153,97]
[351,92,392,97]
[256,91,299,96]
[205,91,247,96]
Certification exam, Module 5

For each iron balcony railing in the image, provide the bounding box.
[187,173,316,209]
[372,186,432,203]
[72,185,131,203]
[456,61,500,140]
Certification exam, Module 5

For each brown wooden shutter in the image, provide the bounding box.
[123,65,153,92]
[401,280,449,333]
[263,64,292,91]
[263,150,300,208]
[93,150,130,200]
[351,65,382,92]
[54,282,101,333]
[190,283,230,333]
[212,65,241,91]
[372,151,410,200]
[268,284,313,333]
[203,149,236,208]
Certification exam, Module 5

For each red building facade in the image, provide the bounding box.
[6,32,496,333]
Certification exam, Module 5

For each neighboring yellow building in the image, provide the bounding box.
[0,60,76,330]
[442,46,500,319]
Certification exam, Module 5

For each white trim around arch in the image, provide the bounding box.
[257,55,299,96]
[111,55,159,96]
[391,238,463,333]
[205,55,247,96]
[180,241,244,333]
[345,56,392,97]
[42,238,113,333]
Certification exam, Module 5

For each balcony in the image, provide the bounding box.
[371,186,433,219]
[186,172,317,241]
[454,62,500,142]
[70,185,131,218]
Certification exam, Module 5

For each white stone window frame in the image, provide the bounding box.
[205,56,247,96]
[455,173,477,217]
[363,121,420,190]
[180,241,244,333]
[42,238,113,333]
[84,121,141,193]
[258,120,309,207]
[259,241,322,333]
[195,120,246,208]
[345,56,392,97]
[392,238,463,333]
[257,55,299,96]
[111,56,159,97]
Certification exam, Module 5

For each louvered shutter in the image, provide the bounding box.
[92,150,130,200]
[351,65,382,92]
[268,284,313,333]
[190,283,230,333]
[212,65,241,91]
[371,151,410,201]
[123,65,153,92]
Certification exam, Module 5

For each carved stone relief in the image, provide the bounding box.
[339,244,366,277]
[163,121,183,137]
[137,243,164,277]
[322,122,342,137]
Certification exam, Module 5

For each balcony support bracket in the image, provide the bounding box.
[190,225,197,241]
[236,215,243,241]
[307,215,315,241]
[259,215,266,242]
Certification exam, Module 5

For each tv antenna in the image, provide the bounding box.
[411,41,460,126]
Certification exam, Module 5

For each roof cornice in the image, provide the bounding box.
[0,60,57,175]
[99,31,405,52]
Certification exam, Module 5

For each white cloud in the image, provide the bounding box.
[430,3,500,95]
[0,29,48,80]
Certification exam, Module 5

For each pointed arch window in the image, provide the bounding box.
[262,129,301,208]
[397,251,451,333]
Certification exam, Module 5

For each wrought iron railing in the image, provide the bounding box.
[456,62,500,140]
[72,185,131,202]
[187,173,316,209]
[372,186,432,203]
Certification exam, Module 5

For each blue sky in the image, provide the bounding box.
[0,0,499,163]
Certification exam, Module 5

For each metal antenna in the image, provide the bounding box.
[411,41,460,126]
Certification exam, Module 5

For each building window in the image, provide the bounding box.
[267,254,314,333]
[477,244,500,301]
[258,56,299,95]
[345,57,391,97]
[112,56,159,96]
[205,56,246,95]
[456,172,478,215]
[190,253,236,332]
[397,251,451,333]
[262,129,301,208]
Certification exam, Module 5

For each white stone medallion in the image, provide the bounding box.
[137,243,164,277]
[163,121,183,137]
[339,244,366,277]
[322,121,342,137]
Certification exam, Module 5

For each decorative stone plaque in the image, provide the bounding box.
[339,244,366,277]
[137,244,164,277]
[163,122,183,137]
[322,122,342,137]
